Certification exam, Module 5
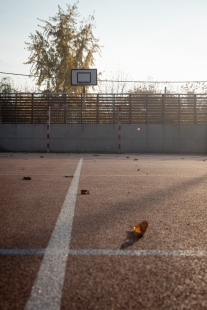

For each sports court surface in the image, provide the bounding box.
[0,152,207,309]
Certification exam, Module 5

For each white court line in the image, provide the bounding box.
[0,249,45,255]
[24,158,83,310]
[0,174,74,176]
[68,249,207,257]
[1,248,207,257]
[81,175,196,177]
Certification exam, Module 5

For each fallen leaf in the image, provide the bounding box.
[23,177,31,180]
[81,189,90,195]
[130,220,148,236]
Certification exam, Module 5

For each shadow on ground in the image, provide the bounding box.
[120,231,143,250]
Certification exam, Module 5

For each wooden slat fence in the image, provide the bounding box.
[1,93,207,124]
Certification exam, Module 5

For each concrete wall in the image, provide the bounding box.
[0,124,207,153]
[0,124,46,152]
[121,124,207,153]
[50,124,118,153]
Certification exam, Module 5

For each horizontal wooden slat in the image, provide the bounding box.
[1,93,207,124]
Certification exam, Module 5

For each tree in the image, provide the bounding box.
[97,70,132,93]
[24,2,101,93]
[0,77,16,93]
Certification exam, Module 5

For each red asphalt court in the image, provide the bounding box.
[0,152,207,309]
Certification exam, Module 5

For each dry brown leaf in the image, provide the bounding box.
[81,189,90,195]
[23,177,31,180]
[130,220,148,236]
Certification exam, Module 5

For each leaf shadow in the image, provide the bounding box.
[120,231,143,250]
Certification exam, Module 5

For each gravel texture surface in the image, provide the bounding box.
[0,255,43,310]
[61,256,207,310]
[0,153,207,309]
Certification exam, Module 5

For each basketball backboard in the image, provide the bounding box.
[71,69,97,86]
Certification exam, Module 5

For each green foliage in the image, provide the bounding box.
[24,2,101,93]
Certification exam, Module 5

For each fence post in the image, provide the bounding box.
[31,93,34,124]
[0,93,1,123]
[178,95,180,124]
[96,94,99,124]
[162,94,165,124]
[129,94,132,124]
[146,94,148,124]
[80,94,83,124]
[63,93,66,124]
[15,93,17,124]
[113,94,115,123]
[118,105,121,153]
[194,94,197,124]
[47,96,50,153]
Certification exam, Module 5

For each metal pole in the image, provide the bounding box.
[47,104,50,153]
[118,105,121,154]
[83,85,86,107]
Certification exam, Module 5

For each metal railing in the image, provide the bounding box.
[1,93,207,124]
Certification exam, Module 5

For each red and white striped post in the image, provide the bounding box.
[47,104,50,153]
[118,106,121,154]
[46,103,82,153]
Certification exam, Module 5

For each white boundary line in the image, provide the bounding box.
[24,158,83,310]
[1,249,207,257]
[0,174,74,176]
[0,249,45,255]
[68,249,207,257]
[0,174,201,177]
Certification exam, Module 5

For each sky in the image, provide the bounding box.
[1,0,207,91]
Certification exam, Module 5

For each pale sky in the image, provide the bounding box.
[1,0,207,90]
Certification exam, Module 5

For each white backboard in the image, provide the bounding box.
[71,69,97,86]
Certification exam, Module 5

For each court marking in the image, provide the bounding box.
[78,175,200,177]
[0,174,203,178]
[1,156,206,310]
[68,249,207,257]
[24,158,83,310]
[0,249,45,255]
[0,174,74,176]
[1,249,207,257]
